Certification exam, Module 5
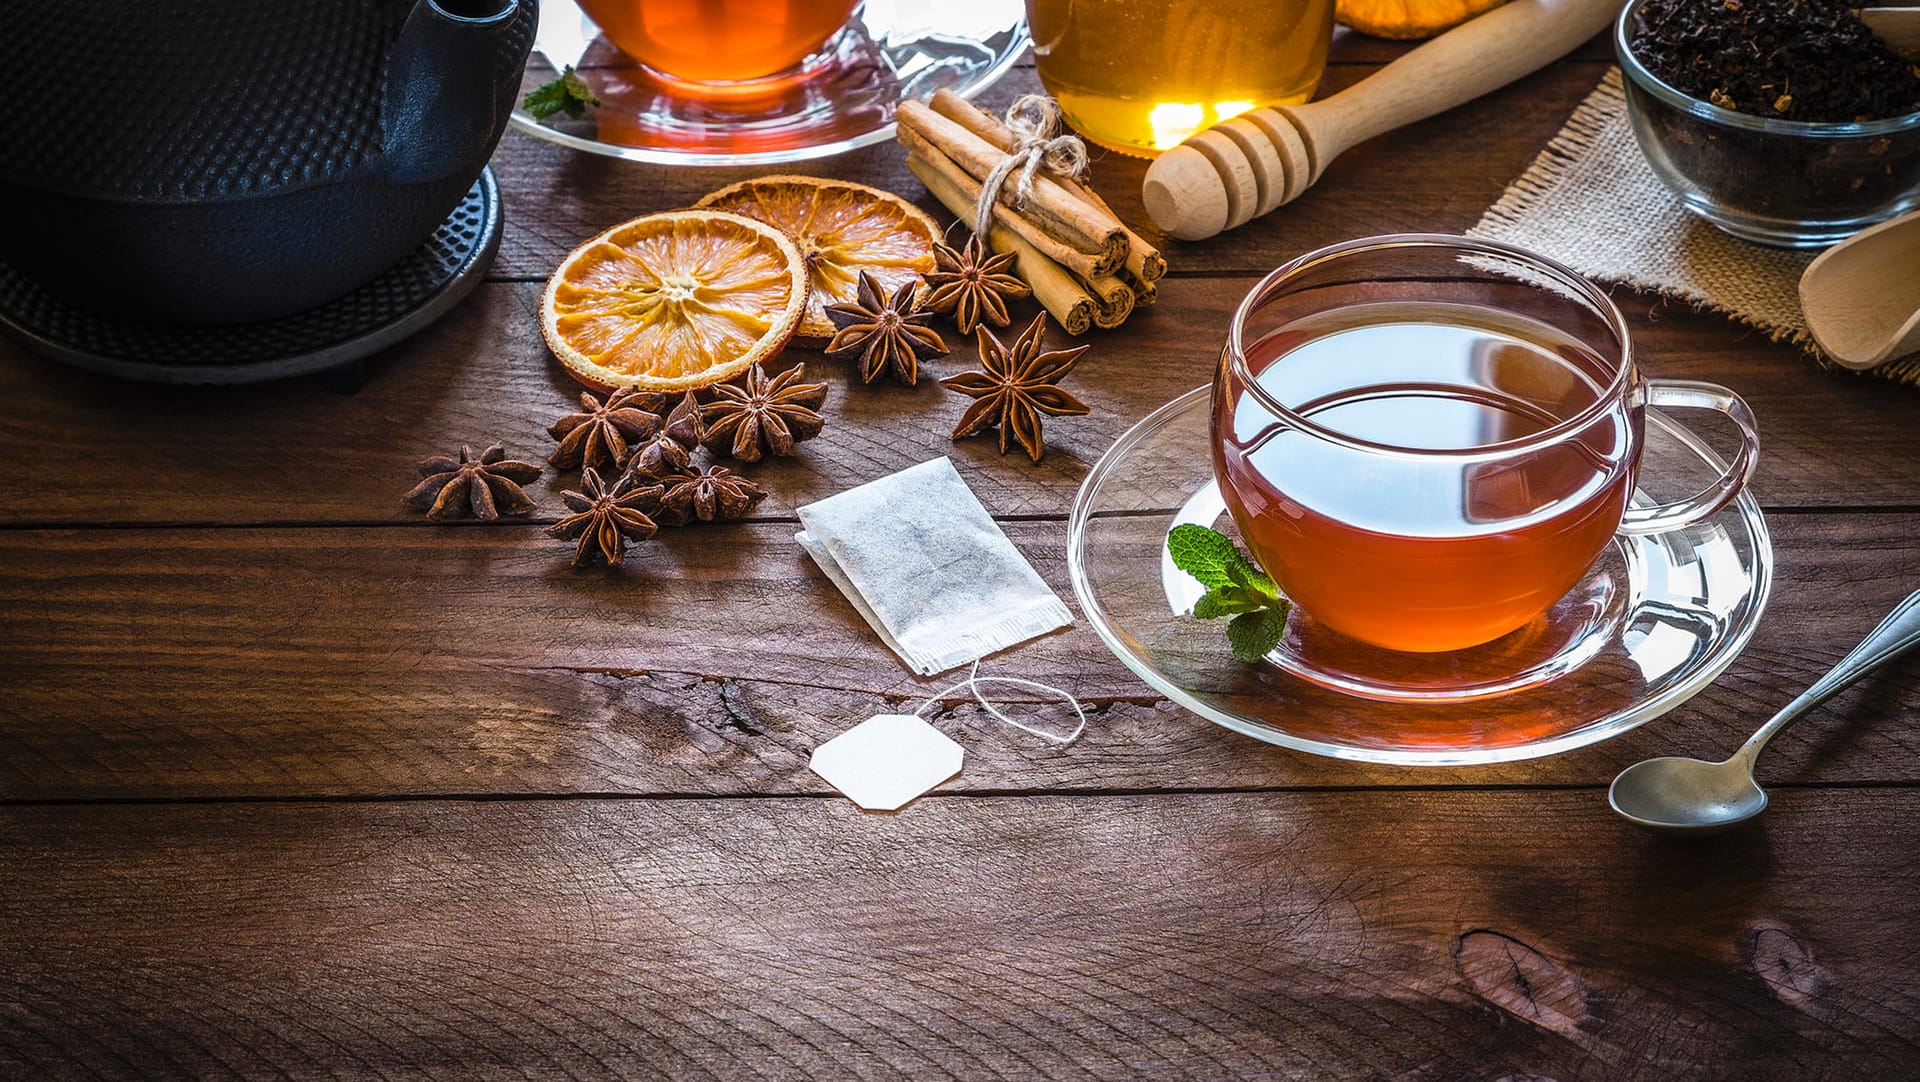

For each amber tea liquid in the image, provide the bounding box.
[1212,302,1643,654]
[1025,0,1335,155]
[578,0,859,82]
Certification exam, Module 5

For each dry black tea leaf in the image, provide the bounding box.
[1631,0,1920,122]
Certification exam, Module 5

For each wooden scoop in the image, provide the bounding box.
[1799,208,1920,370]
[1142,0,1625,240]
[1860,7,1920,55]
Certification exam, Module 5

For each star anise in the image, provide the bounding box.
[545,468,662,567]
[547,388,663,470]
[626,430,693,481]
[939,313,1090,463]
[702,363,828,463]
[664,390,705,447]
[625,391,705,480]
[824,271,948,386]
[655,466,768,526]
[924,234,1030,335]
[403,444,542,520]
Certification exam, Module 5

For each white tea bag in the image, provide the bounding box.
[796,457,1072,675]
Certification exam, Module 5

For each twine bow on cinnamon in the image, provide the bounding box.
[971,95,1090,240]
[894,88,1164,334]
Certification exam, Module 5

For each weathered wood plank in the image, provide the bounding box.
[2,790,1916,1080]
[5,276,1919,527]
[490,57,1614,280]
[3,514,1917,799]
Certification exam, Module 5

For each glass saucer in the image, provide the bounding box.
[1066,387,1775,766]
[509,1,1029,166]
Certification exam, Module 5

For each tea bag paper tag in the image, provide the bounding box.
[809,714,964,812]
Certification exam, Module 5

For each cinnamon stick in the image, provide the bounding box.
[1090,276,1136,329]
[1097,195,1171,285]
[1087,274,1133,312]
[896,100,1126,276]
[1123,272,1159,309]
[930,89,1167,284]
[906,153,1096,336]
[898,126,1110,284]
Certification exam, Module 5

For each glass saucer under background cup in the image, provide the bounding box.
[1067,388,1773,766]
[510,0,1029,166]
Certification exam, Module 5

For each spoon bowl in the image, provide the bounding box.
[1609,755,1768,834]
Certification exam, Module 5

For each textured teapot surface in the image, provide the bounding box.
[7,1,394,201]
[0,0,535,324]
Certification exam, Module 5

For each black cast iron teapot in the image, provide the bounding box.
[0,0,536,324]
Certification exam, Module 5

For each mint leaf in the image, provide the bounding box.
[1167,523,1239,589]
[523,66,600,121]
[1168,524,1289,663]
[1224,556,1278,601]
[1226,607,1286,663]
[1193,588,1264,619]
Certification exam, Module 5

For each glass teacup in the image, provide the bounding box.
[1211,235,1759,656]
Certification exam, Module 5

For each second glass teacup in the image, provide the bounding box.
[1211,235,1759,660]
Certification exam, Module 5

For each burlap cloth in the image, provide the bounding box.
[1467,68,1920,385]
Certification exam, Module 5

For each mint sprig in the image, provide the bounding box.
[523,66,600,121]
[1167,524,1289,663]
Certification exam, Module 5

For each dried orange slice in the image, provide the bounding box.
[696,176,941,344]
[1336,0,1505,39]
[542,210,808,392]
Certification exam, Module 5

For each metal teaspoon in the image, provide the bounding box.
[1610,588,1920,834]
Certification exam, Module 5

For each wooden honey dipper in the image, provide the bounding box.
[1142,0,1625,240]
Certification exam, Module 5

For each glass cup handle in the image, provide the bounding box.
[1616,379,1761,537]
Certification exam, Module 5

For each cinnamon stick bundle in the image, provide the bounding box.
[896,101,1126,277]
[928,89,1168,287]
[907,153,1096,335]
[898,92,1169,332]
[896,126,1110,284]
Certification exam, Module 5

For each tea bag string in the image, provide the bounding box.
[973,95,1091,240]
[914,662,1088,747]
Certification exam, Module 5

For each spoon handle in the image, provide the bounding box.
[1735,588,1920,767]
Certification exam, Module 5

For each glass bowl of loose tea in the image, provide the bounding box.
[1617,0,1920,247]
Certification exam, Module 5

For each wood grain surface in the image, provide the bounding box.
[3,514,1918,800]
[3,31,1919,1080]
[4,792,1917,1080]
[6,277,1920,526]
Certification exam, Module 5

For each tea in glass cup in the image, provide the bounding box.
[1024,0,1336,155]
[576,0,861,82]
[1211,236,1760,655]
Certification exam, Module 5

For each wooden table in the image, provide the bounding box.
[5,33,1920,1080]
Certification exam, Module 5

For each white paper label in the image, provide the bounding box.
[809,714,964,811]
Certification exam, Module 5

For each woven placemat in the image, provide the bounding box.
[1467,68,1919,386]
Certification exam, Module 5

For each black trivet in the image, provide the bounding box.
[0,167,501,386]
